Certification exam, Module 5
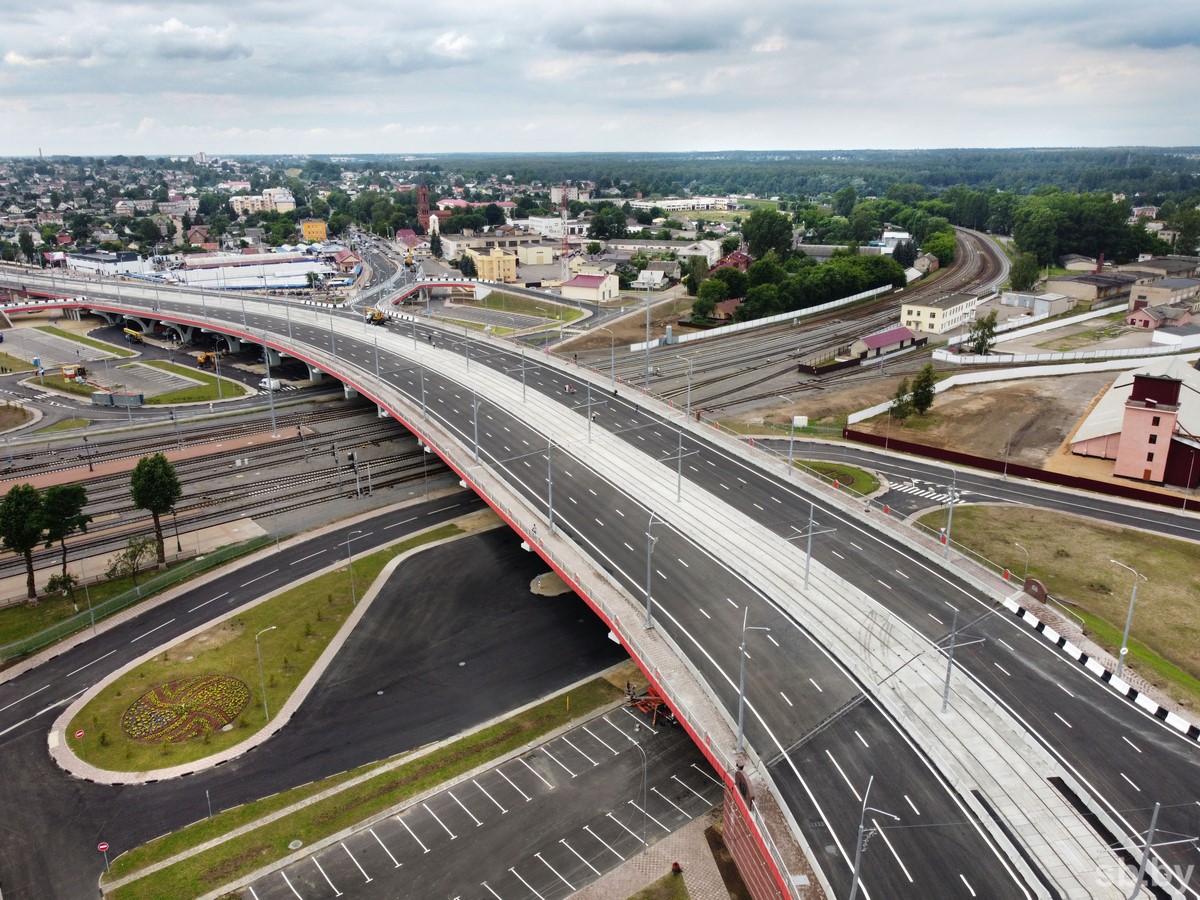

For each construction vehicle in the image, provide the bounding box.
[123,327,144,344]
[60,364,87,382]
[197,351,217,368]
[365,309,387,326]
[405,249,414,267]
[629,685,677,727]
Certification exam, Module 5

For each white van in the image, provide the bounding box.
[259,378,282,392]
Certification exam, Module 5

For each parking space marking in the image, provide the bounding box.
[619,707,656,733]
[312,856,342,896]
[672,774,711,804]
[449,790,483,826]
[543,748,577,778]
[395,815,430,852]
[369,828,400,867]
[498,768,531,802]
[423,801,458,839]
[585,824,625,860]
[482,882,502,899]
[536,851,575,891]
[652,786,689,818]
[561,838,602,876]
[691,763,723,786]
[630,799,670,832]
[341,842,372,882]
[563,736,597,767]
[583,724,619,755]
[280,871,304,898]
[510,867,547,899]
[607,811,643,843]
[473,778,507,814]
[520,757,554,788]
[246,886,260,900]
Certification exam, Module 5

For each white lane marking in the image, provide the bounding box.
[877,579,890,590]
[719,483,729,491]
[737,477,747,484]
[874,819,913,883]
[280,871,304,898]
[1120,773,1141,792]
[725,597,738,607]
[1058,683,1075,698]
[614,509,625,517]
[1053,712,1072,729]
[543,748,576,778]
[754,503,764,511]
[536,851,574,891]
[607,811,644,844]
[520,756,554,788]
[369,827,401,867]
[67,650,117,678]
[511,866,548,899]
[780,692,794,707]
[240,569,279,587]
[630,798,671,832]
[341,842,372,882]
[998,638,1015,652]
[831,550,844,560]
[583,724,619,755]
[809,679,822,693]
[825,749,861,801]
[994,662,1012,677]
[563,736,598,767]
[767,634,779,647]
[396,815,430,852]
[585,824,624,861]
[188,592,229,613]
[894,569,910,579]
[568,497,577,504]
[855,730,869,748]
[384,516,418,530]
[561,838,602,875]
[927,613,943,625]
[247,885,260,900]
[313,856,343,896]
[498,769,531,802]
[691,763,723,786]
[292,549,327,563]
[0,685,47,713]
[423,801,457,839]
[1122,736,1141,754]
[699,608,711,619]
[677,558,689,568]
[623,542,635,552]
[474,779,507,814]
[130,619,176,643]
[961,873,978,897]
[904,795,921,816]
[588,488,597,496]
[772,496,781,503]
[653,785,690,818]
[689,465,699,473]
[594,517,604,527]
[673,774,711,804]
[850,541,863,550]
[656,569,666,580]
[449,790,483,826]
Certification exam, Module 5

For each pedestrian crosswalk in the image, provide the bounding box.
[889,480,974,503]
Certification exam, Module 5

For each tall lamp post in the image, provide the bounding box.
[1110,559,1147,680]
[643,282,652,392]
[736,607,771,754]
[170,507,182,553]
[255,625,277,722]
[346,529,363,606]
[644,512,663,629]
[848,776,900,900]
[778,394,797,473]
[1014,541,1030,587]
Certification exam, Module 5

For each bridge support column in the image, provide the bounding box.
[306,365,325,382]
[343,384,358,399]
[377,405,391,418]
[261,346,283,367]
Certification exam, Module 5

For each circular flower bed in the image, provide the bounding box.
[121,674,251,743]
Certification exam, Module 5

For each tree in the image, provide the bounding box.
[683,255,708,295]
[130,454,182,567]
[691,293,718,320]
[741,208,793,259]
[831,187,857,218]
[586,241,602,255]
[18,230,36,265]
[966,310,999,356]
[106,535,156,587]
[429,232,443,258]
[892,239,918,269]
[1009,252,1041,292]
[458,253,477,277]
[0,484,43,600]
[922,231,957,266]
[483,203,505,227]
[40,484,91,580]
[720,236,741,256]
[910,364,937,416]
[890,378,913,423]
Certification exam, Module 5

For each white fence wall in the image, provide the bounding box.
[948,301,1125,348]
[628,284,891,352]
[934,343,1179,365]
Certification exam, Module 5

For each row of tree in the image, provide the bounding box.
[0,454,181,602]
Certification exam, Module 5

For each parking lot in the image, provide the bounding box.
[1,325,125,368]
[100,362,205,396]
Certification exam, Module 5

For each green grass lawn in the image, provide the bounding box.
[0,350,34,372]
[120,360,250,405]
[69,525,461,771]
[36,325,134,358]
[35,373,100,396]
[104,677,623,898]
[474,292,585,323]
[796,460,880,495]
[629,872,692,900]
[915,505,1200,709]
[35,417,90,433]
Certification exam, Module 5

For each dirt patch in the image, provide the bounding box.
[560,292,698,352]
[168,619,244,661]
[0,403,32,432]
[530,571,572,596]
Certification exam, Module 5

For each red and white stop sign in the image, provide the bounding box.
[75,730,84,739]
[97,842,109,852]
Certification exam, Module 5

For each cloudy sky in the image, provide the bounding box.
[2,1,1199,156]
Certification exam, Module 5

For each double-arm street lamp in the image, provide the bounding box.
[255,625,277,722]
[1110,559,1147,680]
[736,607,771,755]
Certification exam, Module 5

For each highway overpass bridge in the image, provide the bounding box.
[2,266,1198,900]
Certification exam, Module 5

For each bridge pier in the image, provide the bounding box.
[377,405,391,418]
[343,384,358,399]
[305,364,326,382]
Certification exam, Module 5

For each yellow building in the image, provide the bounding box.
[466,247,518,282]
[901,293,979,334]
[301,219,328,242]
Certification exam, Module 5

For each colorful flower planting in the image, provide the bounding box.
[121,674,251,743]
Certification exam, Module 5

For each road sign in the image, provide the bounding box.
[97,842,108,852]
[74,730,84,739]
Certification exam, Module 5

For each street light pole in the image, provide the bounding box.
[347,529,363,606]
[1110,559,1147,680]
[643,282,652,392]
[170,507,182,553]
[848,776,900,900]
[778,394,796,473]
[942,470,958,558]
[547,440,555,534]
[1014,541,1030,587]
[255,625,277,722]
[645,512,662,629]
[736,606,771,754]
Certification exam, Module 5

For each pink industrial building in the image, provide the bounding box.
[1070,357,1200,487]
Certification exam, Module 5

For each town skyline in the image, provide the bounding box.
[3,1,1200,156]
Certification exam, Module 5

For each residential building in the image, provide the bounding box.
[466,247,517,282]
[1117,256,1200,280]
[628,196,739,212]
[1128,277,1200,311]
[560,272,619,303]
[301,219,328,242]
[1125,304,1192,329]
[901,293,979,335]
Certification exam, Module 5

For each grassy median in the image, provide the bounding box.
[124,360,250,404]
[69,524,461,771]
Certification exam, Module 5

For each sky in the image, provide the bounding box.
[2,1,1200,157]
